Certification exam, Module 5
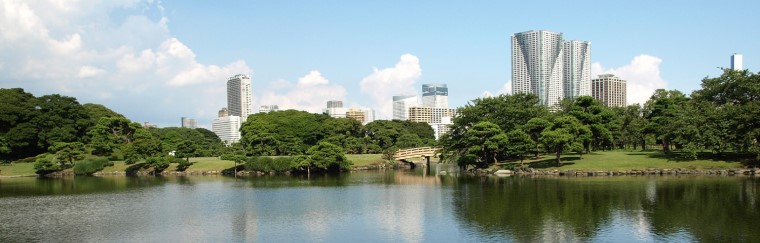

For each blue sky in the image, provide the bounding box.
[1,0,757,127]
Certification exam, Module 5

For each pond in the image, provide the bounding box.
[1,169,758,242]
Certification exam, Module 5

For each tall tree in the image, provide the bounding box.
[465,122,508,166]
[540,116,589,165]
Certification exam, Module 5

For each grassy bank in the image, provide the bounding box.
[505,150,746,171]
[2,154,386,177]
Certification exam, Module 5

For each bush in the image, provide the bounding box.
[73,157,112,176]
[244,156,293,173]
[34,157,60,175]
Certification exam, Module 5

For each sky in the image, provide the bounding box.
[1,0,758,128]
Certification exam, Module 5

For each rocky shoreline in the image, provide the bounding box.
[9,166,757,178]
[481,168,758,176]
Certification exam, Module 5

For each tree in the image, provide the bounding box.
[643,89,690,153]
[465,122,508,166]
[33,157,59,175]
[541,116,588,165]
[0,88,42,160]
[523,118,552,158]
[505,129,534,164]
[88,117,142,156]
[123,129,163,164]
[396,133,423,149]
[175,140,197,162]
[49,142,86,168]
[306,142,351,172]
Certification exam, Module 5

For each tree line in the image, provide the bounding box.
[441,69,760,169]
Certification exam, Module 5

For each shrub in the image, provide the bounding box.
[34,157,60,175]
[73,157,112,176]
[245,156,293,173]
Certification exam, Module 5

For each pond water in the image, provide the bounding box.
[1,168,758,242]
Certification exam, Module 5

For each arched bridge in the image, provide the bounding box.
[394,146,441,161]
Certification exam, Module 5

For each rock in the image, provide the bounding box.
[439,171,447,175]
[494,170,513,175]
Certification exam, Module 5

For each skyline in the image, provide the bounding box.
[1,1,758,127]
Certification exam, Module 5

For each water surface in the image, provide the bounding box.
[1,170,758,242]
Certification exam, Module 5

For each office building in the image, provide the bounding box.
[512,30,592,108]
[407,107,457,124]
[259,105,279,113]
[143,122,157,129]
[362,108,375,124]
[563,40,591,99]
[422,84,449,108]
[346,108,366,124]
[591,74,627,107]
[392,95,419,120]
[181,117,197,129]
[731,53,743,70]
[218,107,229,117]
[212,115,242,145]
[327,100,343,109]
[512,30,565,108]
[430,117,453,140]
[227,74,253,120]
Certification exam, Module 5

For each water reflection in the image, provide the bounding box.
[451,176,760,242]
[0,173,758,242]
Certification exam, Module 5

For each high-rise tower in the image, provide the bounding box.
[731,53,743,70]
[563,40,591,99]
[512,30,565,107]
[226,74,253,120]
[392,95,418,120]
[421,84,449,108]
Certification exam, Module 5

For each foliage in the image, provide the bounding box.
[73,157,113,176]
[33,157,60,175]
[244,156,292,173]
[306,142,352,173]
[49,142,86,167]
[540,116,590,165]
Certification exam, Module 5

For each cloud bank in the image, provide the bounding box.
[0,0,250,127]
[592,55,668,105]
[259,70,347,113]
[359,54,422,119]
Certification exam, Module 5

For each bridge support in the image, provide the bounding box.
[425,156,430,175]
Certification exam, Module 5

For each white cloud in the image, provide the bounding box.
[0,0,251,127]
[259,70,347,113]
[359,54,422,119]
[592,55,668,105]
[78,65,106,78]
[482,80,512,98]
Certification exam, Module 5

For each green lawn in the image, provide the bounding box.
[511,150,746,171]
[0,163,36,177]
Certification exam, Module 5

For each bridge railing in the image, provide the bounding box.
[394,146,442,160]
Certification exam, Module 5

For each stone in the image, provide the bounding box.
[494,170,513,175]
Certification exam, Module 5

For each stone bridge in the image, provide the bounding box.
[394,147,441,169]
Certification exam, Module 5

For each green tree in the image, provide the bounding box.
[465,122,508,166]
[49,142,86,168]
[0,88,42,160]
[541,116,588,165]
[643,89,690,153]
[175,140,197,162]
[396,133,423,149]
[505,129,534,164]
[306,142,352,172]
[33,157,60,175]
[522,117,552,158]
[123,129,163,164]
[88,117,142,156]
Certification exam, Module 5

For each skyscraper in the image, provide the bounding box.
[591,74,627,107]
[422,84,449,108]
[731,53,743,70]
[392,95,418,120]
[181,117,197,129]
[227,74,253,120]
[512,30,565,107]
[326,100,343,108]
[563,40,591,99]
[512,30,592,108]
[212,115,242,145]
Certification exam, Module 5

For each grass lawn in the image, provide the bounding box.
[509,150,746,171]
[346,154,384,166]
[0,163,36,177]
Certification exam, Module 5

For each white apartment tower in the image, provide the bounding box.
[227,74,253,120]
[512,30,565,108]
[212,115,242,145]
[422,84,449,108]
[591,74,627,107]
[392,95,419,120]
[563,40,591,99]
[731,53,743,70]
